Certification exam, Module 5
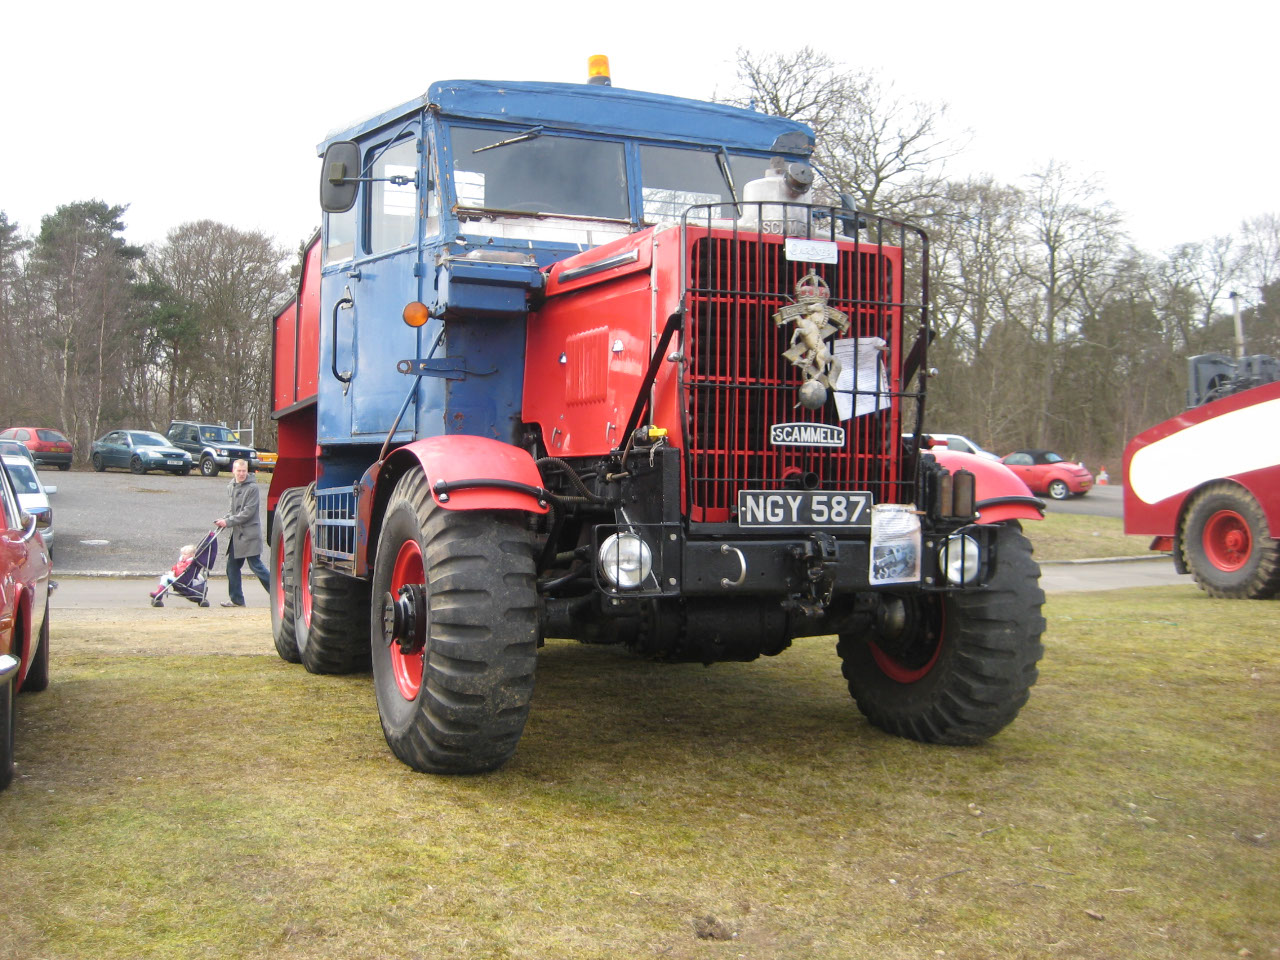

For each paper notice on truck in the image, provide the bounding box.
[834,337,889,420]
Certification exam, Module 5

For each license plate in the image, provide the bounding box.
[737,490,872,528]
[167,460,181,466]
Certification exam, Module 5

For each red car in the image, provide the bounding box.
[0,427,73,471]
[0,457,54,790]
[1001,449,1093,500]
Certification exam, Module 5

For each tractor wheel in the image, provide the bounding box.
[292,486,370,674]
[270,489,302,663]
[1046,479,1070,500]
[0,677,13,791]
[838,522,1046,744]
[91,453,105,472]
[1181,482,1280,599]
[200,456,218,477]
[21,601,50,693]
[370,468,539,774]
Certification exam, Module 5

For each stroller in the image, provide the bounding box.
[148,529,218,607]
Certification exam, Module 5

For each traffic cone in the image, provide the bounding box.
[1096,465,1109,485]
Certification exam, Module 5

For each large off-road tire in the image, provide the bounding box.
[91,453,105,472]
[1180,482,1280,599]
[838,522,1046,744]
[0,678,14,791]
[370,468,539,774]
[292,486,370,674]
[270,489,302,663]
[200,456,218,477]
[21,601,50,693]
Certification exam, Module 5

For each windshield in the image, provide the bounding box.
[6,461,40,494]
[639,147,772,225]
[1043,453,1065,464]
[199,427,238,444]
[130,431,170,447]
[450,126,628,219]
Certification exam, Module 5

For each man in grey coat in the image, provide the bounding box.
[214,458,269,607]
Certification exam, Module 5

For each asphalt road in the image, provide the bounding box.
[1040,481,1123,518]
[43,466,267,576]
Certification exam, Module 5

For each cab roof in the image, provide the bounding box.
[320,79,814,156]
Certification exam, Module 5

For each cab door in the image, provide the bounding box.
[318,120,443,445]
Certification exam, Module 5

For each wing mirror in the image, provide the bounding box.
[320,141,361,213]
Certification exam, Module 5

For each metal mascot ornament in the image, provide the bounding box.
[773,273,849,410]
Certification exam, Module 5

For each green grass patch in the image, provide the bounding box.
[2,590,1276,959]
[1023,511,1157,562]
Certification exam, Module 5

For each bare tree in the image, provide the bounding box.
[145,221,291,440]
[726,47,962,218]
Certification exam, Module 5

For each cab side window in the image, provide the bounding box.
[369,137,421,253]
[325,205,357,264]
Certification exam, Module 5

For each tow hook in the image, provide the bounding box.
[382,584,427,656]
[783,533,838,617]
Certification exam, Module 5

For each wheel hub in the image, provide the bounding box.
[383,584,427,656]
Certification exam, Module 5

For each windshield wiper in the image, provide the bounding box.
[472,125,544,154]
[716,146,739,204]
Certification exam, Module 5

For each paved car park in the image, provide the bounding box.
[43,468,266,576]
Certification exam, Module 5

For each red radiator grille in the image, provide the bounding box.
[682,233,910,523]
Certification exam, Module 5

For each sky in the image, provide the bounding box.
[5,0,1275,259]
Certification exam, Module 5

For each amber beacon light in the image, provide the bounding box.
[587,55,611,86]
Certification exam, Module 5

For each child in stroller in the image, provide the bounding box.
[149,530,218,607]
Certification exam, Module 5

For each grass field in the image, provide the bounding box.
[1021,512,1156,562]
[2,587,1275,960]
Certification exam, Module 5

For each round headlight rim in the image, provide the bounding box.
[598,531,654,590]
[939,532,983,585]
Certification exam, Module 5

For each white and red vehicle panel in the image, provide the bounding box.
[1123,379,1280,543]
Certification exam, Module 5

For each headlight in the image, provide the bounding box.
[939,534,982,585]
[598,532,653,590]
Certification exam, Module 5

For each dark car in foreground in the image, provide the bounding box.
[91,430,193,475]
[1001,449,1093,500]
[0,426,73,470]
[0,457,53,791]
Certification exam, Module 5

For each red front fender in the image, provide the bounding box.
[387,436,550,514]
[931,450,1044,524]
[353,436,549,577]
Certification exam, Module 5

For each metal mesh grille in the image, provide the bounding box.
[680,212,917,523]
[314,487,356,561]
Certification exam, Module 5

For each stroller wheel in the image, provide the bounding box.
[151,597,163,607]
[199,600,210,607]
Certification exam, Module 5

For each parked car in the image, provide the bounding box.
[165,421,261,477]
[91,430,193,475]
[2,455,56,557]
[0,456,54,791]
[0,440,36,466]
[1001,449,1093,500]
[0,426,73,470]
[905,432,1001,461]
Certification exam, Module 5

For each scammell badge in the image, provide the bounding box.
[772,273,849,410]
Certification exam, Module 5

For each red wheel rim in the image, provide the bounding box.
[300,529,314,628]
[389,538,426,701]
[868,603,944,684]
[1203,509,1252,572]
